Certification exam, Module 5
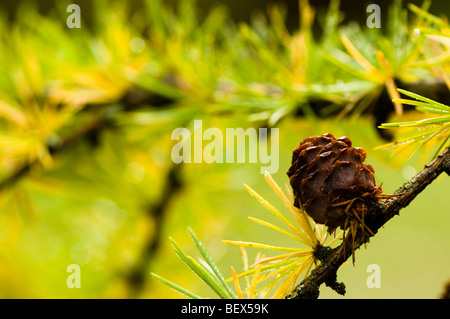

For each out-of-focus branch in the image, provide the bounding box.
[0,114,107,192]
[125,163,183,297]
[0,86,174,192]
[286,146,450,299]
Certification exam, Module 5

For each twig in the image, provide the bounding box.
[125,163,183,297]
[286,146,450,299]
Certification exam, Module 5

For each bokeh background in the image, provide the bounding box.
[0,0,449,299]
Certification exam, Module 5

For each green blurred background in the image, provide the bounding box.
[0,0,448,299]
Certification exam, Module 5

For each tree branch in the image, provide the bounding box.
[125,163,183,297]
[0,114,107,192]
[0,85,173,192]
[286,146,450,299]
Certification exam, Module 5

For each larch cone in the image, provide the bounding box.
[287,133,383,234]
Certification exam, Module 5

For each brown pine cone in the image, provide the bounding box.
[287,133,382,234]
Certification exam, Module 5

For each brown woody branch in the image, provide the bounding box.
[286,146,450,299]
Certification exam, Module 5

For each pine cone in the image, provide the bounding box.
[287,133,382,233]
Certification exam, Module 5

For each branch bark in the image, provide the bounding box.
[286,146,450,299]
